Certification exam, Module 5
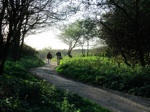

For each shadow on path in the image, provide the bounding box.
[29,62,150,112]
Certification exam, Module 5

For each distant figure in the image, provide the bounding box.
[47,52,52,65]
[56,51,62,65]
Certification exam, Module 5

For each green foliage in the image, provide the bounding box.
[59,21,83,47]
[56,56,150,98]
[18,55,45,69]
[0,55,110,112]
[98,0,150,66]
[21,44,39,56]
[4,55,44,80]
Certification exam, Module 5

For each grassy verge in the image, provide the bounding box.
[0,55,110,112]
[56,56,150,98]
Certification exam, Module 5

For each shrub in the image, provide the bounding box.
[56,56,150,98]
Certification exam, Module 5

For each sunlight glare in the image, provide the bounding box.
[25,30,68,50]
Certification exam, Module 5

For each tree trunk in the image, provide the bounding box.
[81,46,85,57]
[19,30,26,60]
[0,33,3,60]
[87,39,89,56]
[0,44,10,75]
[11,35,20,61]
[67,49,73,58]
[120,48,131,66]
[134,0,145,67]
[0,58,6,75]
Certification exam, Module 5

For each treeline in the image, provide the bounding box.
[37,47,108,60]
[38,49,83,60]
[37,46,132,61]
[58,0,150,67]
[98,0,150,67]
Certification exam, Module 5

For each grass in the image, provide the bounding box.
[56,56,150,98]
[0,55,111,112]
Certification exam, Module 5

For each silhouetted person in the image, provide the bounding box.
[56,51,62,65]
[47,52,52,65]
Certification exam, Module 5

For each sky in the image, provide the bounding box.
[24,30,68,50]
[24,12,83,50]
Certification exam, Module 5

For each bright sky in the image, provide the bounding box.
[24,13,83,50]
[24,3,90,51]
[24,30,68,50]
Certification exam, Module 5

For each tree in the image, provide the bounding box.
[78,37,86,57]
[59,18,99,57]
[59,21,83,57]
[97,0,150,66]
[78,19,97,56]
[0,0,77,75]
[78,0,150,66]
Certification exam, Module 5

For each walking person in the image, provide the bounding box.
[47,52,52,65]
[56,51,62,65]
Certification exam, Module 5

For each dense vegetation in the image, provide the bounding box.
[0,55,110,112]
[0,0,76,75]
[56,56,150,98]
[98,0,150,67]
[56,0,150,67]
[1,0,149,111]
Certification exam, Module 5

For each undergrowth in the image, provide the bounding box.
[0,55,110,112]
[56,56,150,98]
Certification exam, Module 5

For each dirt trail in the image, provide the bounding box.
[29,62,150,112]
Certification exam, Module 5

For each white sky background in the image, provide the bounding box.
[25,29,68,50]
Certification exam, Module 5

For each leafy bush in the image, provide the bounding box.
[56,56,150,98]
[21,44,38,56]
